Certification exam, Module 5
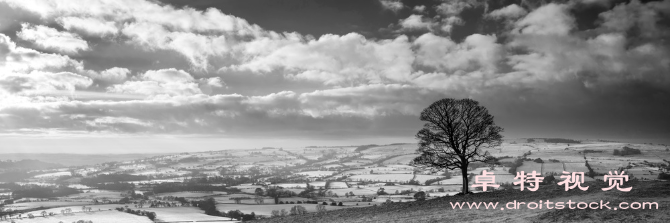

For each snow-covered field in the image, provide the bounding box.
[295,171,335,177]
[12,210,153,223]
[34,171,72,178]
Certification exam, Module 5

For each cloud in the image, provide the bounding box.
[233,33,415,85]
[398,15,432,31]
[58,16,118,37]
[0,71,92,96]
[413,33,503,74]
[0,33,85,74]
[379,0,404,13]
[513,3,574,36]
[576,0,613,7]
[413,5,426,13]
[92,67,130,83]
[598,0,670,39]
[435,1,472,17]
[142,68,194,83]
[0,0,668,141]
[1,0,268,70]
[487,4,527,19]
[17,23,89,54]
[106,69,203,96]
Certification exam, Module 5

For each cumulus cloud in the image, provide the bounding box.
[142,68,194,83]
[413,33,503,74]
[413,5,426,13]
[0,71,92,96]
[17,23,89,54]
[398,15,432,31]
[513,3,575,36]
[58,16,118,37]
[487,4,527,19]
[233,33,415,85]
[107,69,202,97]
[0,33,85,74]
[1,0,268,70]
[598,0,670,39]
[88,67,130,83]
[379,0,404,12]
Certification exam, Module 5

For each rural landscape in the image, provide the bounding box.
[1,136,669,222]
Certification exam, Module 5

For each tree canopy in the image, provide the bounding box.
[412,98,503,194]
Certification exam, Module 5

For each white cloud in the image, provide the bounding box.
[576,0,613,7]
[1,0,268,70]
[487,4,527,19]
[435,1,471,17]
[17,24,89,54]
[106,69,200,96]
[513,3,574,36]
[379,0,404,12]
[414,33,503,73]
[413,5,426,13]
[96,67,130,83]
[58,17,118,37]
[599,0,670,39]
[399,15,432,30]
[0,33,85,74]
[0,71,92,96]
[204,77,224,87]
[233,33,415,85]
[142,68,194,83]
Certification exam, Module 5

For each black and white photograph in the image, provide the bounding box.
[0,0,669,222]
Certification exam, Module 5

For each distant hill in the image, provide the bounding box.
[354,144,379,152]
[0,159,63,170]
[527,138,582,144]
[0,153,171,167]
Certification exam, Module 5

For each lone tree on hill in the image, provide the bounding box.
[411,98,503,194]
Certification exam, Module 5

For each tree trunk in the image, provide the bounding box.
[461,166,469,194]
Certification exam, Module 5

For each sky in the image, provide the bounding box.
[0,0,669,153]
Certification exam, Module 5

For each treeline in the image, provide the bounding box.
[152,182,241,194]
[81,174,148,184]
[12,185,79,199]
[528,138,581,144]
[354,145,379,152]
[191,198,257,221]
[613,146,642,156]
[94,183,135,191]
[115,207,156,221]
[189,176,252,185]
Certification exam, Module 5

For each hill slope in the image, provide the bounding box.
[254,181,670,223]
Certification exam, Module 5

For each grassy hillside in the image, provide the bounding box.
[254,180,670,223]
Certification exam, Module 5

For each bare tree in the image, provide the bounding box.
[412,98,503,194]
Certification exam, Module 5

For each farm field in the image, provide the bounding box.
[11,210,153,223]
[541,162,565,175]
[216,203,358,216]
[295,171,335,177]
[517,162,542,173]
[7,201,93,211]
[155,191,228,198]
[138,207,231,222]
